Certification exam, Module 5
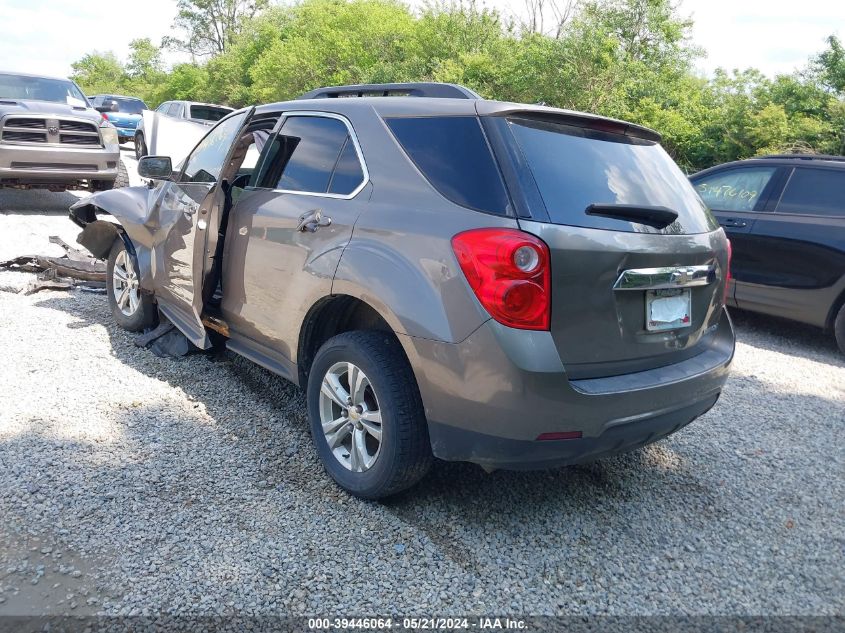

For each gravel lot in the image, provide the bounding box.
[0,150,843,617]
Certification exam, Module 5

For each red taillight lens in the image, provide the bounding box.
[452,228,551,330]
[724,239,732,304]
[101,112,109,120]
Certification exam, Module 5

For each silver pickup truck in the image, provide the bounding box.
[0,71,124,192]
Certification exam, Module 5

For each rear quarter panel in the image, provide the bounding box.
[329,106,516,344]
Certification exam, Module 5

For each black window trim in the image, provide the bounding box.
[772,166,845,218]
[482,115,545,221]
[261,111,369,200]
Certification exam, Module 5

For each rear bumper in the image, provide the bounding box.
[0,142,120,184]
[428,393,719,469]
[400,308,734,469]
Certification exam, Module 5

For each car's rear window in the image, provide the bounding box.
[386,116,510,215]
[190,105,233,122]
[113,98,146,114]
[505,117,717,234]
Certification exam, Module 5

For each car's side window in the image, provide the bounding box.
[257,115,365,196]
[181,112,246,184]
[156,102,170,114]
[167,103,182,118]
[693,167,777,212]
[386,116,510,215]
[776,168,845,217]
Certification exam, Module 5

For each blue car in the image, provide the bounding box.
[89,94,147,143]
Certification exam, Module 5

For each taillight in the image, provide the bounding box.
[724,239,732,304]
[101,112,109,120]
[451,228,551,330]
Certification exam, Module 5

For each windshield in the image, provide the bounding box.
[503,117,718,234]
[112,97,146,114]
[189,105,233,122]
[0,73,87,106]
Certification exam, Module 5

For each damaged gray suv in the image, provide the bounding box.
[69,83,734,499]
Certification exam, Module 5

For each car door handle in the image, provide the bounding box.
[296,209,332,233]
[721,218,747,228]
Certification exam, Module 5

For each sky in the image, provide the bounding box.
[0,0,843,80]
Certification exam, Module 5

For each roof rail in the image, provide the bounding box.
[758,154,845,162]
[298,82,482,100]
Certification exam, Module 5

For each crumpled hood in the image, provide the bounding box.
[0,99,102,123]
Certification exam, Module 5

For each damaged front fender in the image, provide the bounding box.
[69,184,165,291]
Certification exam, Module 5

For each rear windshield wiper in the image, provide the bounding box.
[585,204,678,229]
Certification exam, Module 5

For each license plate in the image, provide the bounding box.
[646,289,691,332]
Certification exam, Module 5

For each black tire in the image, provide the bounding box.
[91,159,129,191]
[114,159,129,188]
[106,239,156,332]
[834,303,845,355]
[307,331,432,499]
[135,132,147,159]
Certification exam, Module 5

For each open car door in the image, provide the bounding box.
[150,107,256,348]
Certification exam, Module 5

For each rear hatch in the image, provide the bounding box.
[482,112,728,378]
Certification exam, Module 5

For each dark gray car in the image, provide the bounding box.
[69,83,734,499]
[691,155,845,353]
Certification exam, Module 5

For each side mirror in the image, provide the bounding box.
[94,105,111,113]
[138,155,173,180]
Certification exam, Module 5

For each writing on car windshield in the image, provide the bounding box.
[697,183,760,203]
[693,167,776,212]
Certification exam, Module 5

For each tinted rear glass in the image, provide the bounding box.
[386,116,509,215]
[113,98,146,114]
[190,105,233,122]
[329,138,365,195]
[777,168,845,216]
[506,117,717,234]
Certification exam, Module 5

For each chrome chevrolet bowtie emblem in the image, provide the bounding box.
[671,268,695,284]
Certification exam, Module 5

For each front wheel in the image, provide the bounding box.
[307,331,432,499]
[135,132,147,159]
[91,159,129,191]
[106,239,156,332]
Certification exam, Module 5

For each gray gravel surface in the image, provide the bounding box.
[0,162,843,616]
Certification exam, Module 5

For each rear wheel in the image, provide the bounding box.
[307,331,432,499]
[135,132,147,159]
[834,303,845,355]
[106,239,156,332]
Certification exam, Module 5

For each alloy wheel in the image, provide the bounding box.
[318,362,383,472]
[112,249,140,317]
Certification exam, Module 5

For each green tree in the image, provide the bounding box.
[164,0,270,58]
[126,38,164,81]
[70,52,126,95]
[814,35,845,94]
[67,0,845,169]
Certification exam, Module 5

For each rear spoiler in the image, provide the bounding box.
[475,101,661,143]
